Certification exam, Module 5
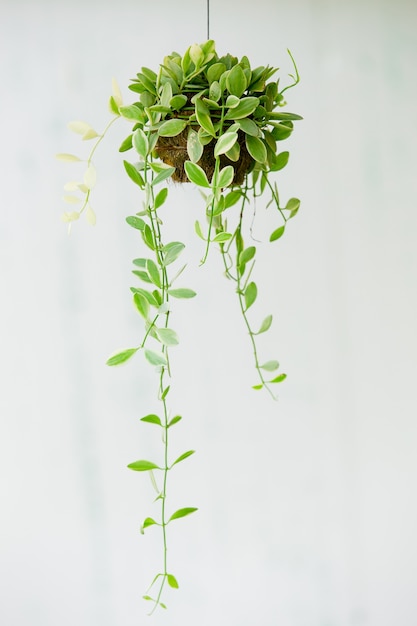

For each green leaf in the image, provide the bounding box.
[256,314,273,334]
[144,349,167,367]
[224,190,242,209]
[270,373,287,383]
[244,282,257,310]
[152,166,175,186]
[207,62,227,84]
[142,517,158,528]
[285,197,301,218]
[271,151,289,171]
[184,161,210,188]
[195,98,215,136]
[239,246,256,267]
[172,450,195,467]
[56,153,81,162]
[224,96,259,120]
[146,259,161,287]
[119,134,133,152]
[267,111,303,121]
[119,104,144,122]
[131,288,158,306]
[132,269,152,284]
[123,160,144,187]
[158,118,188,137]
[217,165,234,189]
[270,225,285,242]
[128,460,161,471]
[245,135,267,163]
[225,95,240,108]
[260,360,279,372]
[133,128,149,159]
[167,574,179,589]
[252,384,264,390]
[126,215,145,230]
[168,507,198,522]
[226,64,247,98]
[168,288,197,299]
[106,348,138,366]
[213,232,233,243]
[140,414,162,426]
[170,94,188,110]
[154,187,168,209]
[133,292,150,319]
[238,118,260,136]
[209,80,221,102]
[168,415,182,428]
[187,128,204,164]
[161,385,170,400]
[162,242,185,265]
[272,122,293,141]
[155,328,179,346]
[214,132,238,157]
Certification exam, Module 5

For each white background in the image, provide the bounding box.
[1,0,417,624]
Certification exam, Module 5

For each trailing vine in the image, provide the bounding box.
[57,40,302,612]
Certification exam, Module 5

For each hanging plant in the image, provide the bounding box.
[58,39,302,613]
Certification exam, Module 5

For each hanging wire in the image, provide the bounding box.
[207,0,210,40]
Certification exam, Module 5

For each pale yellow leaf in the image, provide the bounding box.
[63,195,81,204]
[61,211,80,222]
[85,204,96,226]
[64,181,88,193]
[112,78,123,107]
[82,128,100,140]
[68,120,91,135]
[84,165,96,190]
[56,153,81,162]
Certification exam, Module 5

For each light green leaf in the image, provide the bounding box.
[144,349,167,367]
[238,118,260,136]
[207,62,227,84]
[55,153,81,162]
[225,95,240,108]
[271,151,289,171]
[126,216,145,230]
[224,190,242,208]
[285,197,300,217]
[256,315,273,334]
[194,220,206,240]
[270,225,285,242]
[244,282,257,310]
[171,450,195,467]
[61,211,80,222]
[63,195,81,204]
[225,142,240,162]
[155,328,179,346]
[123,160,144,187]
[209,80,221,102]
[184,161,210,188]
[245,135,267,163]
[168,288,197,299]
[152,166,175,186]
[167,574,179,589]
[168,507,198,522]
[252,384,264,390]
[195,98,215,136]
[119,104,144,122]
[146,259,161,287]
[133,128,149,159]
[170,94,188,110]
[213,232,233,243]
[68,120,92,135]
[158,118,188,137]
[162,242,185,265]
[189,43,204,66]
[217,165,234,189]
[260,360,279,372]
[214,132,238,157]
[226,64,247,98]
[267,111,303,121]
[239,246,256,267]
[187,128,204,163]
[133,292,150,319]
[140,414,162,426]
[224,96,259,120]
[106,348,138,366]
[127,460,161,471]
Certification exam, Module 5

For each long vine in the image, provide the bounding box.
[57,40,302,612]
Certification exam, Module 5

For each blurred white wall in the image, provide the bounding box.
[1,0,417,625]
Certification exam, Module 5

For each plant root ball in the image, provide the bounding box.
[155,129,254,186]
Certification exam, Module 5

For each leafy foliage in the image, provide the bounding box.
[57,39,302,612]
